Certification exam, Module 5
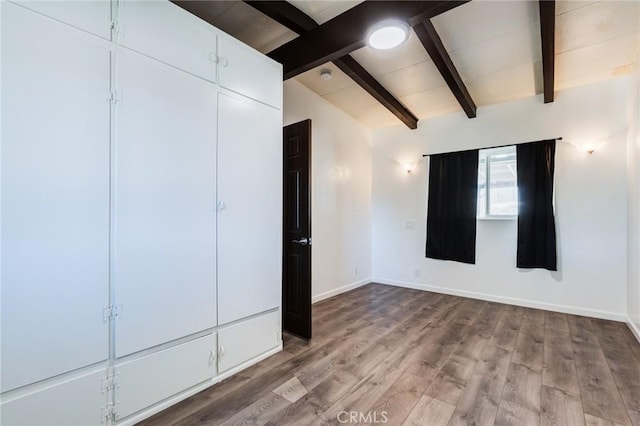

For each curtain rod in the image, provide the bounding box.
[421,137,563,157]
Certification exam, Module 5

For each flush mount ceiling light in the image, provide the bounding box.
[367,20,409,50]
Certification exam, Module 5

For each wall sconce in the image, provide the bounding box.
[397,156,419,175]
[333,166,350,182]
[403,162,416,173]
[582,141,606,155]
[565,138,608,155]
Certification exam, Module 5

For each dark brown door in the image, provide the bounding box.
[283,119,312,340]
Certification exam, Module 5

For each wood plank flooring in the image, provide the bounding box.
[139,283,640,426]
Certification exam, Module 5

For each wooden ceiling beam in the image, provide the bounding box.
[245,1,418,129]
[244,1,317,34]
[539,0,556,103]
[267,1,469,80]
[413,19,476,118]
[333,56,418,129]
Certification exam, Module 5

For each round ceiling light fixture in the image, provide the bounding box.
[367,20,410,50]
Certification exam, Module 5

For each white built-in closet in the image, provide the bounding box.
[0,1,283,424]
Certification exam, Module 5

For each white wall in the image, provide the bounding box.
[627,54,640,338]
[283,80,372,302]
[371,78,629,320]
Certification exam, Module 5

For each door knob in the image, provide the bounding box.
[292,237,311,245]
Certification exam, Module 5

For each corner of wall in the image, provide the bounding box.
[626,62,640,341]
[283,79,374,302]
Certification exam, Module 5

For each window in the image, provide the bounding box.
[477,146,517,219]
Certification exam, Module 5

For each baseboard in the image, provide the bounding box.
[312,278,372,304]
[373,277,627,322]
[627,316,640,344]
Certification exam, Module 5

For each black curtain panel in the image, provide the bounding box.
[426,150,479,264]
[516,140,557,271]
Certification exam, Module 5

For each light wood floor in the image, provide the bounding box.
[139,283,640,426]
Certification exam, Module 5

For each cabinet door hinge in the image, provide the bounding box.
[101,372,120,394]
[108,91,120,106]
[110,21,124,43]
[103,304,122,322]
[101,403,117,424]
[111,0,123,41]
[208,54,228,67]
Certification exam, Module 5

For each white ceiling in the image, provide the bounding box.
[203,0,639,129]
[289,0,364,24]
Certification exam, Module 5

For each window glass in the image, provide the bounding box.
[478,155,487,216]
[478,147,517,218]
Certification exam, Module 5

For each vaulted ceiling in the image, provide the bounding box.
[176,1,639,130]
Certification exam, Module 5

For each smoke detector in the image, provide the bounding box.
[320,69,333,80]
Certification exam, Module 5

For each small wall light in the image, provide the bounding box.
[403,162,416,173]
[582,140,606,155]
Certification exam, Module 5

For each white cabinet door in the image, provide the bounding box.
[218,311,280,373]
[115,334,216,420]
[12,0,112,40]
[218,34,282,108]
[114,50,217,357]
[118,0,217,83]
[217,93,282,325]
[0,370,107,426]
[1,3,110,392]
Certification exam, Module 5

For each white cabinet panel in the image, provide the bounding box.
[1,3,110,392]
[218,311,280,373]
[11,0,111,39]
[116,334,216,419]
[217,93,282,325]
[1,370,107,426]
[118,0,217,82]
[114,50,217,357]
[218,34,282,107]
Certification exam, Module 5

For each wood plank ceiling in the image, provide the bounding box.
[176,1,639,130]
[245,0,419,129]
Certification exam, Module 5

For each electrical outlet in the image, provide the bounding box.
[414,269,421,278]
[355,267,358,276]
